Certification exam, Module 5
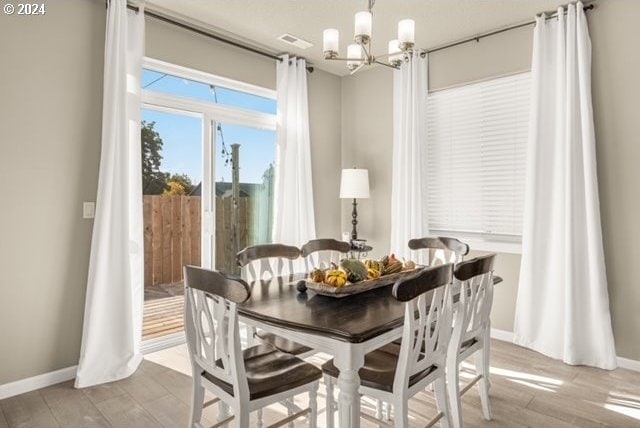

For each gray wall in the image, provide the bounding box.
[0,0,342,385]
[341,0,640,360]
[0,0,104,386]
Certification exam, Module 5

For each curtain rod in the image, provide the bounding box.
[425,2,595,55]
[124,3,314,73]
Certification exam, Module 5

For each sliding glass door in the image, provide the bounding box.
[139,58,277,343]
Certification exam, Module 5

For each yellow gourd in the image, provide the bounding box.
[324,269,347,287]
[367,268,381,279]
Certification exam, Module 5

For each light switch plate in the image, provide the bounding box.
[83,202,95,219]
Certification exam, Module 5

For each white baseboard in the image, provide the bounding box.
[490,328,514,342]
[0,365,77,400]
[141,331,186,355]
[490,328,640,372]
[617,356,640,372]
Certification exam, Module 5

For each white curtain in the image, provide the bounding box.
[76,1,145,388]
[390,52,428,263]
[272,55,316,248]
[514,2,616,370]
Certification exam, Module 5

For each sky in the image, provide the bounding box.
[142,70,276,185]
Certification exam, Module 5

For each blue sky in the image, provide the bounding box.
[142,70,276,184]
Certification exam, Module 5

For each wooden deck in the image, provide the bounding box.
[143,283,185,340]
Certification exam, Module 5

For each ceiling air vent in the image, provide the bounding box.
[277,33,313,49]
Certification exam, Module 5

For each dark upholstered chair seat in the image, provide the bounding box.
[322,343,437,393]
[256,331,314,356]
[204,344,321,400]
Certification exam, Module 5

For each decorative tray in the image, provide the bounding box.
[305,268,420,298]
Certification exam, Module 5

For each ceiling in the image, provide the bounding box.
[145,0,572,76]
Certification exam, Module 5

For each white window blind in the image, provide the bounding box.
[425,72,530,241]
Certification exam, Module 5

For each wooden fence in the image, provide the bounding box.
[143,195,201,287]
[143,195,255,287]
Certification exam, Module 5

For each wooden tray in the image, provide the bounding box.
[305,268,420,298]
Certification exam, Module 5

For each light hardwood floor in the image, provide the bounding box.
[1,339,639,427]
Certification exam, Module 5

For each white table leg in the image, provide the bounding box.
[333,347,365,428]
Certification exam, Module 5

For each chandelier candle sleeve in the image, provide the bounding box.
[347,43,363,68]
[354,11,372,41]
[323,28,339,56]
[398,19,415,49]
[388,39,402,65]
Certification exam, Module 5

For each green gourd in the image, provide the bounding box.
[340,259,369,283]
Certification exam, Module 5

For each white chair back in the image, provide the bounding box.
[391,264,454,393]
[408,236,469,266]
[301,238,351,271]
[183,266,251,401]
[236,244,300,282]
[451,254,495,347]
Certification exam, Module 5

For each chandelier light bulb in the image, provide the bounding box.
[398,19,415,50]
[388,39,403,66]
[354,11,372,43]
[347,43,363,69]
[323,28,339,58]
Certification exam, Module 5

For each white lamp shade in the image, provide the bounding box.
[323,28,339,53]
[398,19,415,44]
[347,44,363,68]
[340,168,370,199]
[354,11,372,38]
[388,39,402,64]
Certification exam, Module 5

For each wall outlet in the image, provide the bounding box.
[83,202,95,219]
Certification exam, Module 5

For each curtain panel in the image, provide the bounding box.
[272,55,316,250]
[75,0,145,388]
[514,2,617,370]
[390,52,429,263]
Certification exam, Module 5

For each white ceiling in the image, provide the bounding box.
[145,0,571,76]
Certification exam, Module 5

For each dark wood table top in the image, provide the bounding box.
[239,273,407,343]
[239,273,504,344]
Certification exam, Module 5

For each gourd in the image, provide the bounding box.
[309,268,325,283]
[324,269,347,287]
[403,260,416,270]
[364,259,384,273]
[367,268,381,279]
[383,260,403,275]
[340,259,369,283]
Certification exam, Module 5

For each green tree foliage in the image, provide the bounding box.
[141,121,169,194]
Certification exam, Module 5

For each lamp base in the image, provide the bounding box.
[351,198,358,241]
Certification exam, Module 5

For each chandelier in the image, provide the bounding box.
[322,0,416,74]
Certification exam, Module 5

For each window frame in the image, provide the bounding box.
[425,71,531,255]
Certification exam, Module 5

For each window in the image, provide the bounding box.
[142,69,277,115]
[425,72,530,245]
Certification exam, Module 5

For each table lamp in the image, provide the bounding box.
[340,168,370,241]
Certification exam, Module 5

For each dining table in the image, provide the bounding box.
[238,272,502,428]
[238,272,417,428]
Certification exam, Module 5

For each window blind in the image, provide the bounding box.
[425,72,530,240]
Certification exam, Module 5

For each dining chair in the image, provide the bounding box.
[408,236,470,266]
[446,254,496,428]
[300,238,351,272]
[323,264,455,428]
[235,243,314,357]
[184,265,321,428]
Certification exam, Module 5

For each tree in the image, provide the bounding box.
[141,121,168,194]
[167,173,195,194]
